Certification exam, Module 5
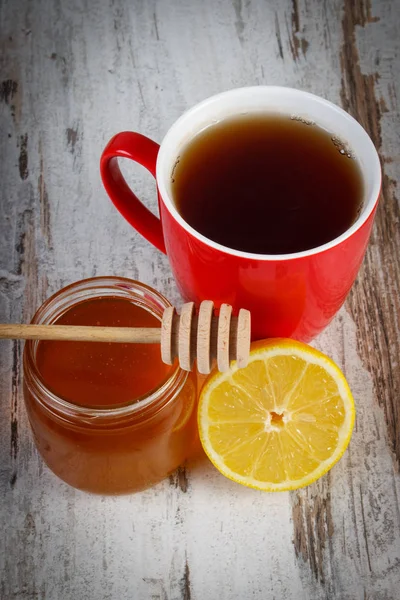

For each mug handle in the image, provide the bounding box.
[100,132,166,253]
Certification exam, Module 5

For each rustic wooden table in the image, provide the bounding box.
[1,1,399,598]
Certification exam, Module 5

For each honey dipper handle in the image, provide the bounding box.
[0,324,161,344]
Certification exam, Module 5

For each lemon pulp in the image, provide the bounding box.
[198,339,355,491]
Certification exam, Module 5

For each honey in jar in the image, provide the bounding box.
[23,277,198,494]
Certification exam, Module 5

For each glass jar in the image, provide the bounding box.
[23,277,198,494]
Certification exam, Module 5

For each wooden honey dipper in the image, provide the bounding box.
[0,301,251,374]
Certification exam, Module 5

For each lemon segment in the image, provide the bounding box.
[198,339,355,491]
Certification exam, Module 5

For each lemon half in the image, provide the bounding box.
[198,339,355,491]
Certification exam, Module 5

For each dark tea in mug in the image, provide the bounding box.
[172,114,364,255]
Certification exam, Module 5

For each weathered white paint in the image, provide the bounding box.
[0,0,399,598]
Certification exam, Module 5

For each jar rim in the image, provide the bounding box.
[24,276,188,420]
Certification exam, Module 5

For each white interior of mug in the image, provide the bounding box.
[156,86,382,260]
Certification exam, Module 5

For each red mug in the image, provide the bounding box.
[100,87,381,341]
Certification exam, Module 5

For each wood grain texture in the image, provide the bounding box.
[0,0,399,599]
[340,0,400,467]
